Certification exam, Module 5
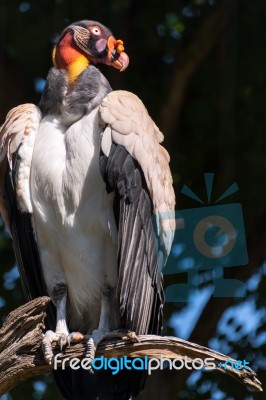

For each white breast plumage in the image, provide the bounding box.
[30,108,118,330]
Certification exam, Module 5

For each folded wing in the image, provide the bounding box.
[0,104,54,315]
[99,91,176,335]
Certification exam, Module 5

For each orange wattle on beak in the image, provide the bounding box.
[106,36,129,72]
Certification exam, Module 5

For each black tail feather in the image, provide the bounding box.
[54,368,147,400]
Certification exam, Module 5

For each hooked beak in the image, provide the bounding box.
[105,36,129,72]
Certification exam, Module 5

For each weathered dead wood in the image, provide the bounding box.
[0,297,262,395]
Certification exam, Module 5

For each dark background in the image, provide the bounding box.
[0,0,266,399]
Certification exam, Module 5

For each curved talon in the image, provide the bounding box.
[126,331,139,343]
[42,330,58,365]
[88,360,95,375]
[85,337,96,375]
[102,328,139,343]
[42,329,74,364]
[69,331,84,343]
[57,333,68,350]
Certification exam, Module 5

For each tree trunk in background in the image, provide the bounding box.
[0,54,27,121]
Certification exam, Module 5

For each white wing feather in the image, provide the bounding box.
[0,104,42,228]
[99,90,176,258]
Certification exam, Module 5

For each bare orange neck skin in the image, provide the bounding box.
[53,32,89,82]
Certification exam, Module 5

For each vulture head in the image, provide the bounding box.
[53,20,129,82]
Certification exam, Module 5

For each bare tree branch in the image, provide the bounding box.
[0,297,262,396]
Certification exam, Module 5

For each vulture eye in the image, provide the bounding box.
[90,26,101,36]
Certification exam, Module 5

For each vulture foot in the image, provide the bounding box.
[42,330,80,365]
[85,328,139,374]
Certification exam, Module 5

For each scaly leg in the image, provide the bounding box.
[86,290,139,373]
[42,283,72,364]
